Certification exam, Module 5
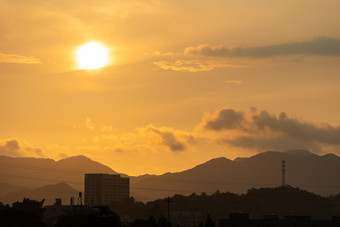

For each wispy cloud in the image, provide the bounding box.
[0,53,41,64]
[152,36,340,72]
[154,60,238,72]
[77,119,201,153]
[184,37,340,58]
[85,118,95,130]
[225,80,243,85]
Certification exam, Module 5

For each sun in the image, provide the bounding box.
[76,42,110,70]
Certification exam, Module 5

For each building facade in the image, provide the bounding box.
[219,214,340,227]
[84,174,129,206]
[169,212,202,227]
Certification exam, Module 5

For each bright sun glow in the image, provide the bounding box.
[76,42,110,70]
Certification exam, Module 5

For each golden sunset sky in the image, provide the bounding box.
[1,0,340,175]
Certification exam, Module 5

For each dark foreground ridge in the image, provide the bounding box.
[1,186,340,226]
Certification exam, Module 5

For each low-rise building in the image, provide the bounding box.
[170,212,202,227]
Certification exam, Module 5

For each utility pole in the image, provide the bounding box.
[167,196,170,227]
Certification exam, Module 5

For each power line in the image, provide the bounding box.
[0,163,88,175]
[0,173,83,185]
[1,162,340,193]
[2,161,340,176]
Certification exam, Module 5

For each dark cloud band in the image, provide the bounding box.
[203,107,340,153]
[185,37,340,58]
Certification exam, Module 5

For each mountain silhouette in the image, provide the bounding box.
[0,183,27,197]
[1,150,340,203]
[131,150,340,201]
[0,155,119,192]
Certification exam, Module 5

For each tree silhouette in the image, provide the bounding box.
[205,214,215,227]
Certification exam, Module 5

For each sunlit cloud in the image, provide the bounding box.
[153,60,238,72]
[85,118,95,130]
[0,139,21,157]
[0,53,41,64]
[77,107,340,156]
[77,119,200,154]
[0,139,45,157]
[58,153,69,159]
[25,147,45,157]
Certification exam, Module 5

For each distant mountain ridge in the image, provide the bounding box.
[0,155,119,192]
[0,182,79,206]
[130,150,340,201]
[1,150,340,203]
[0,183,27,197]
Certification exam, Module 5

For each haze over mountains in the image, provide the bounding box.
[133,150,340,201]
[1,150,340,204]
[0,182,78,206]
[0,155,118,191]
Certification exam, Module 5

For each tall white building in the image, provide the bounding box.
[84,173,129,206]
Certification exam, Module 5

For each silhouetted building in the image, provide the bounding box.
[44,198,99,226]
[229,213,249,220]
[55,198,62,206]
[84,173,129,206]
[220,214,340,227]
[169,212,202,227]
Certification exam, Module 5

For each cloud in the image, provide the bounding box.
[58,153,69,159]
[86,118,95,130]
[0,139,45,157]
[184,37,340,58]
[223,136,317,153]
[251,111,340,145]
[148,126,187,151]
[204,108,246,131]
[25,147,45,157]
[153,60,236,72]
[153,37,340,73]
[79,120,200,154]
[225,80,243,85]
[0,53,41,64]
[203,108,340,153]
[0,140,21,156]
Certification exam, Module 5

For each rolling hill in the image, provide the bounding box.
[0,155,118,192]
[1,150,340,203]
[130,150,340,201]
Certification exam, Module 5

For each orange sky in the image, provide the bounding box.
[1,0,340,176]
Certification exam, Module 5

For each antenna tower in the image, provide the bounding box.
[281,160,286,187]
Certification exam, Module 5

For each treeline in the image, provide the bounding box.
[1,186,340,227]
[110,186,340,223]
[0,198,46,227]
[0,199,122,227]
